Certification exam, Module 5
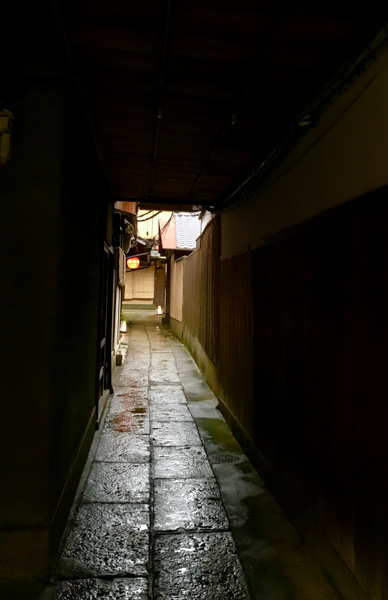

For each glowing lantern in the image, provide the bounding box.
[127,256,140,269]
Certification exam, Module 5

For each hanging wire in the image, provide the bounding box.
[137,210,163,222]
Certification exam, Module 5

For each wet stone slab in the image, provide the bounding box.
[153,532,250,600]
[179,370,203,384]
[129,329,149,340]
[154,479,229,531]
[149,386,186,404]
[152,422,202,447]
[126,359,150,370]
[127,345,150,356]
[127,340,150,350]
[128,333,150,342]
[152,352,177,366]
[121,362,149,375]
[111,388,149,404]
[150,370,181,384]
[175,359,201,374]
[128,339,149,347]
[146,328,165,337]
[151,364,178,376]
[82,463,149,503]
[53,578,148,600]
[104,408,150,435]
[117,369,149,387]
[154,447,214,479]
[58,505,149,578]
[126,343,150,354]
[71,503,149,528]
[182,380,214,401]
[175,356,197,366]
[95,433,150,463]
[171,347,192,358]
[106,390,149,434]
[151,345,173,353]
[151,404,194,422]
[147,338,166,345]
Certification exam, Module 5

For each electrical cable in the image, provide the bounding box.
[137,210,163,222]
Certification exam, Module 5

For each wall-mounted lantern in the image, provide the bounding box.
[127,256,141,270]
[0,108,14,164]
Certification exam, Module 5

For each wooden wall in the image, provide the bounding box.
[219,254,254,435]
[251,189,388,598]
[181,188,388,600]
[183,217,220,364]
[0,84,108,585]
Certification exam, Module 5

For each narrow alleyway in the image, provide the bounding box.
[50,312,339,600]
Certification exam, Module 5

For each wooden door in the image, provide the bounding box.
[154,266,165,308]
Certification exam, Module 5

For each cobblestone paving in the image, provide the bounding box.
[53,323,250,599]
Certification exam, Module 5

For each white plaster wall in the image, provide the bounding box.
[222,44,388,257]
[200,211,214,233]
[124,266,155,300]
[170,255,185,322]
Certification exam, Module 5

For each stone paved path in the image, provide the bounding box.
[52,322,251,599]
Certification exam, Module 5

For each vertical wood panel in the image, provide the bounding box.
[350,199,388,598]
[219,253,254,435]
[182,189,388,600]
[183,216,220,363]
[251,189,388,599]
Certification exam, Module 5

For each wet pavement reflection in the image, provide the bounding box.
[51,315,340,600]
[52,320,250,599]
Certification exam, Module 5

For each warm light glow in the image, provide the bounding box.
[127,256,140,269]
[157,305,163,315]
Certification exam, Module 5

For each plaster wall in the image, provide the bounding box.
[170,255,185,323]
[125,267,155,301]
[200,211,214,233]
[222,43,388,257]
